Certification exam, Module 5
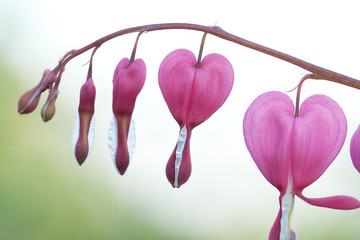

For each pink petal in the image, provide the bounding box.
[296,192,360,210]
[292,95,347,191]
[243,91,294,192]
[111,57,146,174]
[112,58,146,115]
[158,49,234,128]
[269,207,281,240]
[166,125,192,188]
[73,78,96,165]
[350,125,360,173]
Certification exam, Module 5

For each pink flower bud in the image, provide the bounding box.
[158,49,234,187]
[72,78,96,166]
[18,69,53,114]
[40,87,59,122]
[108,58,146,175]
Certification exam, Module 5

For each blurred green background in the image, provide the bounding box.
[1,0,360,239]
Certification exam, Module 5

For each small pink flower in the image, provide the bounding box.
[350,125,360,173]
[72,78,96,166]
[158,49,234,188]
[108,58,146,175]
[243,91,360,240]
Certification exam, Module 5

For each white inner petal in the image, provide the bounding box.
[108,115,136,174]
[127,117,136,161]
[280,189,296,240]
[71,114,80,161]
[107,116,118,166]
[174,125,187,188]
[71,114,95,163]
[88,116,95,152]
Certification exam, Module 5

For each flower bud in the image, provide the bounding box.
[40,87,59,122]
[18,69,57,114]
[108,58,146,175]
[71,78,96,165]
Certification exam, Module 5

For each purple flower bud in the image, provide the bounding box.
[72,78,96,166]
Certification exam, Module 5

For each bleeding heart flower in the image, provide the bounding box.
[108,57,146,175]
[243,91,360,240]
[71,78,96,166]
[350,125,360,173]
[159,49,234,188]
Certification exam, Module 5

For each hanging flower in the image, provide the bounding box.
[71,78,96,166]
[243,91,360,239]
[158,49,234,188]
[108,57,146,175]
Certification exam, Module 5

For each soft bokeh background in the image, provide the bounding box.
[1,0,360,239]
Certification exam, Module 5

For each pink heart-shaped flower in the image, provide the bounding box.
[159,49,234,187]
[243,91,360,240]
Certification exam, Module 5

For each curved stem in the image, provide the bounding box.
[128,31,144,67]
[56,23,360,90]
[196,32,207,68]
[294,74,316,117]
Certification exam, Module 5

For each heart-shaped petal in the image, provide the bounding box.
[158,49,234,129]
[350,125,360,173]
[243,91,294,192]
[291,94,347,191]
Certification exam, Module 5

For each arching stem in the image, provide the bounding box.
[294,74,316,117]
[53,23,360,90]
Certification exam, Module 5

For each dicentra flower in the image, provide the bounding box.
[159,49,234,188]
[243,91,360,240]
[108,57,146,175]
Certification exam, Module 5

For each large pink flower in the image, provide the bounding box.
[159,49,234,188]
[108,58,146,175]
[243,91,360,240]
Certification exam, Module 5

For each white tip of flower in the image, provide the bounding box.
[108,115,136,174]
[280,190,296,240]
[174,125,187,188]
[71,114,95,164]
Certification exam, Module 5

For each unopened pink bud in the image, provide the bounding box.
[41,87,59,122]
[108,58,146,175]
[72,78,96,166]
[18,69,57,114]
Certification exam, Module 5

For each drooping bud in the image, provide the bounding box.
[71,78,96,165]
[158,49,234,187]
[18,69,56,114]
[40,86,59,122]
[108,57,146,175]
[350,125,360,173]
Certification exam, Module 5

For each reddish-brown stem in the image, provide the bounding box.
[128,31,144,67]
[196,32,207,68]
[294,74,316,117]
[56,23,360,90]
